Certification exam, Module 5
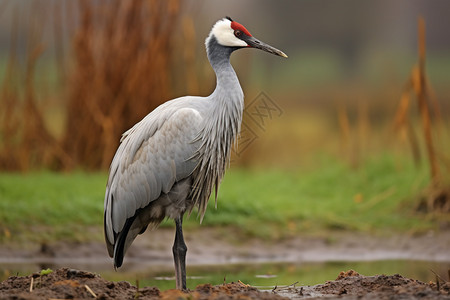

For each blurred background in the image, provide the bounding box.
[0,0,450,289]
[0,0,449,170]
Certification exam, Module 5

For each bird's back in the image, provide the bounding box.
[104,96,208,267]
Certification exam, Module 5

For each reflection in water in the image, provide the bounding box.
[2,260,449,291]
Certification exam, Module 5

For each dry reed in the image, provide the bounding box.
[394,17,440,183]
[0,1,183,170]
[0,1,185,171]
[394,17,450,213]
[63,0,181,169]
[0,2,71,171]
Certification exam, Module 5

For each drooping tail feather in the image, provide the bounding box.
[113,216,136,268]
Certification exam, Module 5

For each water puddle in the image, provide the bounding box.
[2,259,449,291]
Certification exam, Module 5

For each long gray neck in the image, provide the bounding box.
[190,35,244,218]
[205,35,244,145]
[206,36,243,97]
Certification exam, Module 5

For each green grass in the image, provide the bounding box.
[200,153,433,238]
[0,153,434,244]
[0,172,106,243]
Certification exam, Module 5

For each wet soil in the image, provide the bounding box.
[1,268,449,299]
[2,228,450,269]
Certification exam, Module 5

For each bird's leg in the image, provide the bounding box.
[172,215,187,290]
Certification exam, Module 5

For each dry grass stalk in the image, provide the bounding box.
[394,83,421,166]
[416,17,440,185]
[0,8,21,170]
[0,3,72,171]
[394,17,450,214]
[356,99,371,163]
[394,17,441,184]
[337,103,363,168]
[337,105,351,157]
[29,277,33,292]
[63,0,181,169]
[84,284,97,298]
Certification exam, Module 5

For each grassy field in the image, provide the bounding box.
[0,153,434,244]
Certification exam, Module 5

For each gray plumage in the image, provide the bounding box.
[103,17,287,290]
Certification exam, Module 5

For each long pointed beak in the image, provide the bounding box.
[245,35,288,58]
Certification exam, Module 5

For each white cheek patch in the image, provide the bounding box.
[211,19,248,47]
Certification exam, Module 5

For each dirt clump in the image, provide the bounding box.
[1,268,450,299]
[276,272,450,299]
[335,269,361,280]
[0,268,284,300]
[0,268,147,299]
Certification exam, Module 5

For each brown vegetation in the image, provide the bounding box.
[394,17,442,184]
[393,17,450,214]
[0,0,183,171]
[0,3,72,171]
[63,0,181,169]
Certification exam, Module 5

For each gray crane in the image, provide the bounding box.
[103,17,287,290]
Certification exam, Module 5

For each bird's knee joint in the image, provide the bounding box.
[172,244,187,254]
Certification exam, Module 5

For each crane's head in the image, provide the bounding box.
[207,17,287,58]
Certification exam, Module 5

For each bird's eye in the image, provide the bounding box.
[234,30,242,37]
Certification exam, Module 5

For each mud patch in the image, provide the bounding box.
[0,268,282,299]
[275,269,450,299]
[1,268,449,299]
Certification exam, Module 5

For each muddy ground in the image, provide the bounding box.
[1,229,450,299]
[1,268,449,299]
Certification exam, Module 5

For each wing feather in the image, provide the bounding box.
[104,104,203,254]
